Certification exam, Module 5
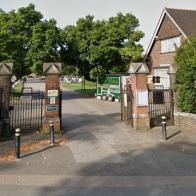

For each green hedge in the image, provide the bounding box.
[174,36,196,113]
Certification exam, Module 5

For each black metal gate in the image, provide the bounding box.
[9,87,44,132]
[148,89,174,126]
[121,85,133,127]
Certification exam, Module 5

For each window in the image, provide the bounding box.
[155,69,170,89]
[161,36,181,53]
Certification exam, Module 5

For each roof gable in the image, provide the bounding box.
[145,8,196,59]
[157,14,181,40]
[166,8,196,37]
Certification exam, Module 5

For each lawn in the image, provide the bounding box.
[11,82,24,93]
[63,82,96,97]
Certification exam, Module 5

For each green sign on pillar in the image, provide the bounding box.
[46,105,57,112]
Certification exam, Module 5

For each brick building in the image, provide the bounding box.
[145,8,196,129]
[145,7,196,89]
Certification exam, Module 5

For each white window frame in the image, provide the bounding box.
[155,68,170,89]
[161,36,181,53]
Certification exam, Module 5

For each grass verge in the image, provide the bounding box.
[11,82,24,93]
[62,83,96,97]
[40,129,64,135]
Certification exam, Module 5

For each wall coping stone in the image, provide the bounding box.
[133,114,149,118]
[43,117,60,122]
[167,64,178,74]
[174,112,196,120]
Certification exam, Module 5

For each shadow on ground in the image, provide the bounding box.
[36,137,196,196]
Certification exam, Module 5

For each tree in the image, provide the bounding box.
[0,4,43,78]
[0,6,144,80]
[0,4,61,78]
[61,64,77,76]
[174,36,196,113]
[27,19,61,76]
[60,15,95,80]
[60,13,144,81]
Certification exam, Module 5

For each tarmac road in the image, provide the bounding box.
[0,78,196,196]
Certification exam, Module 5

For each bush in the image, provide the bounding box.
[174,36,196,113]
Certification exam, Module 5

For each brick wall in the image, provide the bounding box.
[43,75,61,131]
[147,14,184,76]
[170,72,196,130]
[43,117,60,131]
[45,77,60,118]
[130,70,150,130]
[0,75,12,118]
[146,13,196,130]
[174,112,196,130]
[148,40,179,76]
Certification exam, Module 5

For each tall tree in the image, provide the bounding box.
[0,4,60,78]
[27,19,61,75]
[0,4,43,78]
[60,15,95,80]
[60,13,144,80]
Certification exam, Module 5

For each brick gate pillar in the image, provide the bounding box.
[43,63,61,131]
[128,63,150,130]
[0,63,13,135]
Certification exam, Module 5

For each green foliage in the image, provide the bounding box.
[54,129,64,135]
[0,5,144,80]
[60,12,144,80]
[40,128,64,135]
[2,130,13,137]
[0,4,61,78]
[11,82,24,93]
[84,80,96,86]
[61,64,76,76]
[174,36,196,113]
[27,18,61,76]
[40,129,50,135]
[63,83,96,97]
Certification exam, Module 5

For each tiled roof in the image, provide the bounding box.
[166,8,196,37]
[145,8,196,59]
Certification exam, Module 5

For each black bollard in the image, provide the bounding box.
[15,128,21,159]
[49,121,54,145]
[162,116,167,141]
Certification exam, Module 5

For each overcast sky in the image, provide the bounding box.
[1,0,196,53]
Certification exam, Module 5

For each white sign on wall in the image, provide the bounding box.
[136,90,148,107]
[50,97,55,104]
[48,90,58,97]
[124,94,127,107]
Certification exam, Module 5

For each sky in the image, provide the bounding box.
[1,0,196,53]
